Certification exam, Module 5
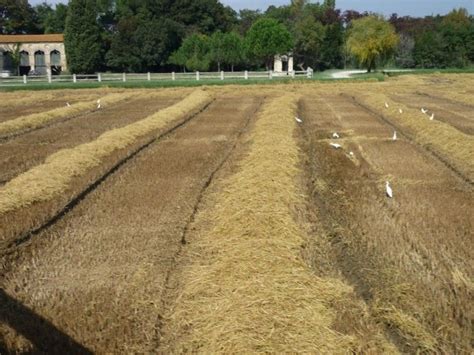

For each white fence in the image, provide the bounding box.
[0,70,313,86]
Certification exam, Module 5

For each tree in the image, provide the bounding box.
[346,15,399,72]
[34,2,68,34]
[210,31,243,71]
[169,33,211,72]
[0,0,38,34]
[293,14,325,69]
[320,21,344,69]
[64,0,102,73]
[395,33,415,68]
[439,8,473,67]
[244,18,293,69]
[222,31,244,71]
[413,30,446,68]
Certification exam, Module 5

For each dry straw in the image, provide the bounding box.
[0,92,135,136]
[0,90,211,214]
[360,91,474,181]
[164,95,376,352]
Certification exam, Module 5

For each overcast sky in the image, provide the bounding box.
[28,0,473,17]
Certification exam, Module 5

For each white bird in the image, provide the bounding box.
[385,102,389,109]
[392,131,397,141]
[429,113,434,121]
[295,116,302,123]
[421,108,428,114]
[66,102,71,107]
[349,151,355,157]
[330,143,342,149]
[97,99,101,109]
[332,132,340,139]
[385,181,393,198]
[399,108,403,114]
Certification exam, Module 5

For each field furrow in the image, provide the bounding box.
[0,93,181,184]
[388,93,474,134]
[299,93,473,353]
[0,94,261,353]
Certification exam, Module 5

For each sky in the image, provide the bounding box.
[28,0,473,17]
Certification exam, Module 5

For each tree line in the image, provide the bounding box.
[1,0,473,73]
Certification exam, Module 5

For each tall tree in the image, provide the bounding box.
[64,0,102,73]
[210,31,243,71]
[346,15,399,72]
[244,18,293,69]
[169,33,211,72]
[0,0,38,34]
[293,14,325,69]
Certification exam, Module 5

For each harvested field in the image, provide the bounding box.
[0,74,472,353]
[0,93,182,184]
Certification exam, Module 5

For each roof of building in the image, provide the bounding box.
[0,34,64,44]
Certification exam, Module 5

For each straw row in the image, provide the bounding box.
[0,89,212,214]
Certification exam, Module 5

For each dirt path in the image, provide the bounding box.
[0,94,261,353]
[0,94,181,184]
[298,94,473,353]
[389,93,474,134]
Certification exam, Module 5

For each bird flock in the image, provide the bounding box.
[295,100,438,200]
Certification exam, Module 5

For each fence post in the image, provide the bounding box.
[172,72,175,81]
[244,70,248,80]
[196,71,200,81]
[269,70,273,79]
[307,67,313,79]
[220,71,224,80]
[98,73,102,82]
[122,72,126,82]
[291,70,295,79]
[147,72,151,81]
[23,75,27,84]
[73,74,77,83]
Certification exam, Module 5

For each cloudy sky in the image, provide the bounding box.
[29,0,473,17]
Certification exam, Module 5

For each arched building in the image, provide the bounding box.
[0,34,66,76]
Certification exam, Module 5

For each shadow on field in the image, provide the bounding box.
[0,289,92,354]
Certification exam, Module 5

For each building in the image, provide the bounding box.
[273,53,294,75]
[0,34,67,76]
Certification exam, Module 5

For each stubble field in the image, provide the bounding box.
[0,74,472,353]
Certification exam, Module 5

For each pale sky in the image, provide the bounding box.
[28,0,473,17]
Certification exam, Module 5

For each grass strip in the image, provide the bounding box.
[0,92,134,137]
[164,94,383,352]
[0,90,211,215]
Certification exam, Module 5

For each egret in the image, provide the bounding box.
[97,99,101,109]
[295,116,303,123]
[349,151,355,157]
[385,102,389,109]
[421,108,428,114]
[332,132,340,139]
[66,102,71,107]
[429,113,434,121]
[392,131,397,141]
[399,108,403,114]
[330,143,342,149]
[385,181,393,198]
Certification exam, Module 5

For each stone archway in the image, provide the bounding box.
[34,50,46,75]
[19,50,30,75]
[50,50,62,75]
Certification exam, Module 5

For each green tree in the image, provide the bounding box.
[439,8,473,67]
[346,15,399,72]
[293,14,325,69]
[34,2,68,33]
[222,31,244,71]
[413,30,446,68]
[244,18,293,69]
[210,31,243,71]
[64,0,102,73]
[0,0,38,34]
[320,21,344,69]
[169,33,211,72]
